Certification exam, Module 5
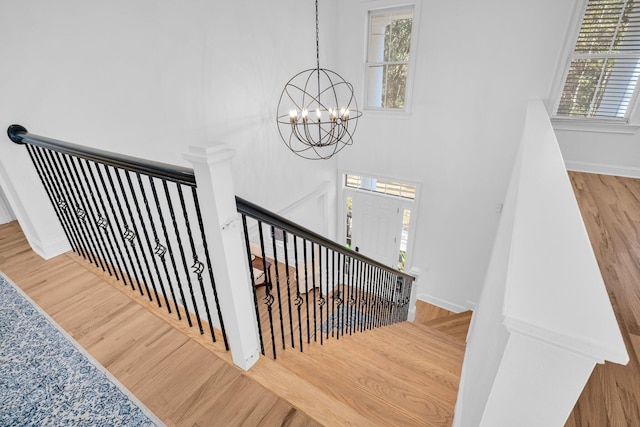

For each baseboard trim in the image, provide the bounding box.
[565,160,640,179]
[26,234,70,260]
[417,293,468,313]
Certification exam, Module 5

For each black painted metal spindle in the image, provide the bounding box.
[292,234,304,352]
[191,186,227,347]
[26,146,81,257]
[124,170,162,306]
[63,154,114,276]
[242,214,265,355]
[311,242,318,342]
[55,151,106,272]
[302,238,311,344]
[42,148,98,266]
[318,244,324,345]
[270,225,286,350]
[77,158,123,282]
[325,246,330,341]
[94,162,140,293]
[176,184,216,340]
[281,230,295,348]
[148,177,184,321]
[162,180,199,329]
[50,150,104,267]
[331,249,336,338]
[258,222,277,358]
[135,173,173,313]
[348,256,355,335]
[111,166,153,300]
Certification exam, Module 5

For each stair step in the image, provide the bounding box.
[421,311,473,342]
[257,319,466,426]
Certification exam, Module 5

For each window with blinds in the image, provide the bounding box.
[345,174,416,199]
[556,0,640,120]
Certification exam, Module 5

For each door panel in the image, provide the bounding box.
[351,191,403,267]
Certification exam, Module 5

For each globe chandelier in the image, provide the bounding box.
[276,0,361,160]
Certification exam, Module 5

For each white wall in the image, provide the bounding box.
[555,126,640,178]
[0,185,15,224]
[336,0,578,308]
[0,0,339,257]
[0,0,584,309]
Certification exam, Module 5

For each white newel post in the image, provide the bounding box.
[407,267,421,322]
[184,145,261,371]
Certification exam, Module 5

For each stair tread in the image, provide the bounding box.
[420,311,472,341]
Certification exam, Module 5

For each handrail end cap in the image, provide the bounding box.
[7,125,27,144]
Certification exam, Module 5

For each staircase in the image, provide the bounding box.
[245,304,472,426]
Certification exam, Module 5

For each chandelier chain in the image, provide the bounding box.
[315,0,320,72]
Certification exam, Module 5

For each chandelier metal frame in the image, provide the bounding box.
[276,0,361,160]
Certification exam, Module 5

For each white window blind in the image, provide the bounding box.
[556,0,640,120]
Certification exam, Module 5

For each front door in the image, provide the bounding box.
[351,191,403,268]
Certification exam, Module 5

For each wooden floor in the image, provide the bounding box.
[567,172,640,426]
[0,221,318,427]
[0,219,470,426]
[3,171,637,425]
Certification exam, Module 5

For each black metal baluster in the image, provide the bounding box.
[292,234,304,352]
[384,270,393,325]
[147,176,182,320]
[26,146,81,256]
[339,253,345,337]
[348,256,355,335]
[241,215,265,355]
[257,222,277,358]
[374,267,383,329]
[355,259,363,333]
[311,242,318,343]
[50,149,103,268]
[190,187,227,347]
[63,154,114,276]
[41,148,97,265]
[77,158,124,282]
[135,173,173,313]
[281,230,295,348]
[366,264,374,330]
[124,170,162,306]
[176,184,215,339]
[325,246,330,341]
[302,238,311,344]
[110,166,153,300]
[331,251,344,339]
[318,245,324,345]
[331,249,337,338]
[162,180,200,330]
[270,226,286,350]
[95,163,140,293]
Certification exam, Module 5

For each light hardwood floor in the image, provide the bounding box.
[567,172,640,426]
[0,221,318,427]
[0,220,469,426]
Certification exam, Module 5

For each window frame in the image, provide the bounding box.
[363,0,422,116]
[550,0,640,129]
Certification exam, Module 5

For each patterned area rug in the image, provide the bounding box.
[0,272,163,426]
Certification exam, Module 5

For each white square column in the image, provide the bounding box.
[184,145,260,371]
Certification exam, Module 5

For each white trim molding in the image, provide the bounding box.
[565,160,640,179]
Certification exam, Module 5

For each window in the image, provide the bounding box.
[365,6,416,111]
[555,0,640,120]
[345,174,416,199]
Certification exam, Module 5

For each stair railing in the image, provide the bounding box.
[7,124,416,364]
[237,197,415,359]
[7,125,229,350]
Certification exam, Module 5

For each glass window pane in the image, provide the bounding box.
[382,64,408,109]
